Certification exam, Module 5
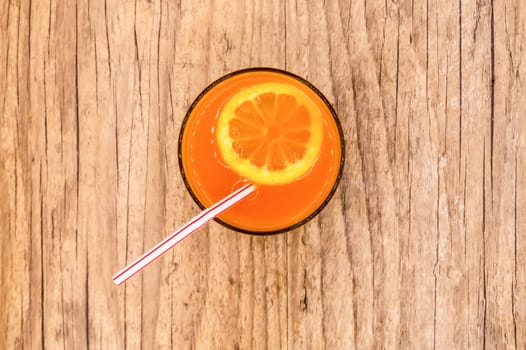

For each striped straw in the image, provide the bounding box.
[113,183,256,285]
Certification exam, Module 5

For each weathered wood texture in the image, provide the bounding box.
[1,0,525,348]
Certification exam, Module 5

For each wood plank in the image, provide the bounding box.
[491,1,526,348]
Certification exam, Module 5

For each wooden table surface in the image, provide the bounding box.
[1,0,525,349]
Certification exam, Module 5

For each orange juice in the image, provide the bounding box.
[178,68,344,234]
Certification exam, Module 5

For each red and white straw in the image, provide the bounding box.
[113,183,256,286]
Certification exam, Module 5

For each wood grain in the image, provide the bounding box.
[1,0,525,349]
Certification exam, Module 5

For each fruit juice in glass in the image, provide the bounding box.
[178,68,344,234]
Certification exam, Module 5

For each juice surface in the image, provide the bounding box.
[179,69,343,233]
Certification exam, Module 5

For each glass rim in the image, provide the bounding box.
[177,67,346,235]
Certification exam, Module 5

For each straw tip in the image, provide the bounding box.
[112,276,123,286]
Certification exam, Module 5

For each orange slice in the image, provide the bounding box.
[217,82,323,185]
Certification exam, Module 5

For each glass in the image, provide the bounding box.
[178,68,345,234]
